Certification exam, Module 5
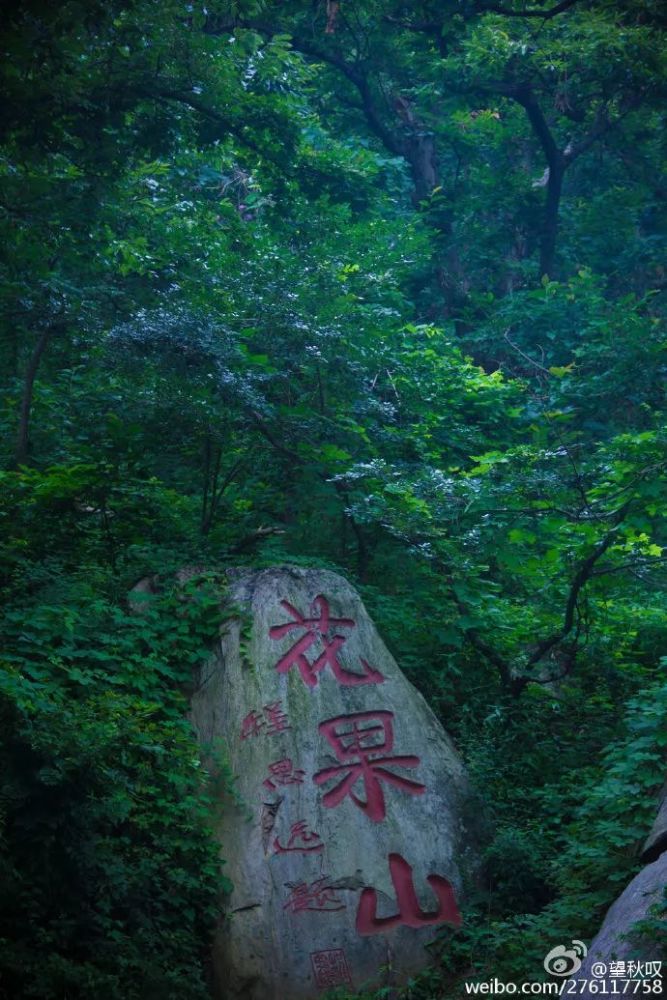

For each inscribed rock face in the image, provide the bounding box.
[189,566,475,1000]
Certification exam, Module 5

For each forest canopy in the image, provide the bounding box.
[1,1,665,997]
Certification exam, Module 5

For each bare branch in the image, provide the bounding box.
[503,329,552,376]
[229,526,286,554]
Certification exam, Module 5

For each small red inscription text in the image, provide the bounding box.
[310,949,353,990]
[240,701,291,741]
[274,820,324,855]
[263,758,305,790]
[283,876,345,914]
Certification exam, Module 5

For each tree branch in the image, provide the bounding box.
[250,412,304,464]
[510,84,562,170]
[288,38,405,159]
[524,514,628,670]
[477,81,569,274]
[592,555,667,577]
[383,16,441,33]
[142,87,296,169]
[444,506,630,695]
[449,586,519,693]
[478,0,580,19]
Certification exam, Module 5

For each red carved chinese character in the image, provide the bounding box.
[313,711,425,822]
[274,820,324,854]
[310,949,353,990]
[240,702,291,741]
[356,853,461,935]
[240,710,264,740]
[263,701,291,735]
[283,876,345,913]
[263,758,305,790]
[269,595,385,688]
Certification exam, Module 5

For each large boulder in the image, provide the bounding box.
[189,566,477,1000]
[566,853,667,998]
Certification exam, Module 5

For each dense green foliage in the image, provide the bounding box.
[1,1,665,997]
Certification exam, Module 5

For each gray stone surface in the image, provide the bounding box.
[566,854,667,998]
[189,566,476,1000]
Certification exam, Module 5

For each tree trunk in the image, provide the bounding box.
[15,325,55,467]
[406,132,439,205]
[540,159,565,279]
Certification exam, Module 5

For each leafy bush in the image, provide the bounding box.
[0,577,229,999]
